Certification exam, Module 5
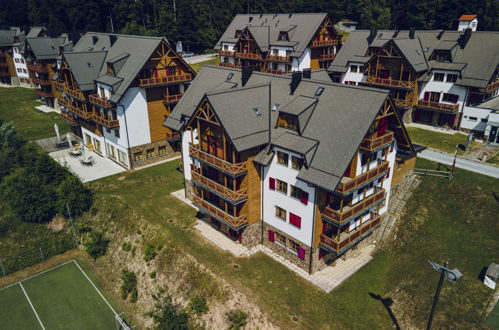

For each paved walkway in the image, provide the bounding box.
[183,54,216,64]
[35,105,59,114]
[419,149,499,178]
[407,122,457,135]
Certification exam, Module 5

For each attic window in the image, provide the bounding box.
[315,87,324,96]
[278,32,289,41]
[378,33,383,38]
[272,103,280,112]
[253,107,261,116]
[226,73,234,81]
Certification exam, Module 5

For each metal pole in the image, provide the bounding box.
[39,247,44,262]
[0,259,5,277]
[426,262,448,330]
[451,145,458,179]
[66,203,79,248]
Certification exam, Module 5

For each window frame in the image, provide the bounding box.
[276,151,289,166]
[275,205,287,221]
[276,179,288,194]
[434,73,445,82]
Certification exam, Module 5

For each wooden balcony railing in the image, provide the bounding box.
[219,50,235,56]
[0,62,8,67]
[0,71,10,77]
[89,94,113,108]
[322,187,386,225]
[27,63,48,73]
[360,131,394,152]
[236,52,263,60]
[193,195,248,229]
[189,143,247,176]
[57,83,86,101]
[394,98,412,108]
[93,113,119,128]
[365,76,416,89]
[60,112,79,125]
[138,74,192,87]
[336,160,390,194]
[417,99,459,113]
[59,97,93,119]
[319,54,337,61]
[163,94,183,104]
[266,55,291,62]
[192,171,248,203]
[35,89,53,98]
[320,214,382,253]
[310,39,339,47]
[219,63,241,69]
[31,77,51,85]
[261,68,288,75]
[479,80,499,93]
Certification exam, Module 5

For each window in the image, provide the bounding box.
[107,143,116,159]
[158,145,167,155]
[114,129,120,137]
[278,31,289,41]
[290,239,300,252]
[276,179,287,194]
[291,156,303,169]
[118,149,127,165]
[350,65,358,73]
[442,93,459,103]
[481,118,487,123]
[469,117,478,122]
[434,73,445,82]
[290,185,301,199]
[446,74,458,83]
[275,232,286,247]
[315,87,324,96]
[275,206,286,220]
[277,151,288,166]
[289,213,301,228]
[146,148,155,158]
[134,152,145,161]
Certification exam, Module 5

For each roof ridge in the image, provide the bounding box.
[84,32,165,40]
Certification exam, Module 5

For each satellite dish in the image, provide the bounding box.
[176,41,183,53]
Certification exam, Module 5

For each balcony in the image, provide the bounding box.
[163,94,183,104]
[60,112,79,125]
[192,171,248,203]
[219,50,235,56]
[189,143,247,176]
[28,63,48,73]
[193,195,248,229]
[219,63,241,69]
[319,54,337,61]
[266,55,291,63]
[35,89,53,98]
[89,94,113,108]
[478,80,499,93]
[31,77,51,85]
[322,187,386,225]
[59,97,93,119]
[0,62,8,67]
[93,113,119,128]
[360,131,394,152]
[394,98,412,108]
[261,68,288,75]
[236,52,263,60]
[320,214,382,253]
[57,83,86,101]
[138,74,192,87]
[336,160,390,194]
[365,76,416,89]
[0,71,10,77]
[417,99,459,113]
[310,39,339,47]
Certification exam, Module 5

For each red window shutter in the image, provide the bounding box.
[378,118,387,135]
[424,92,430,101]
[298,247,305,260]
[290,213,302,228]
[269,177,275,190]
[268,230,275,242]
[300,191,309,205]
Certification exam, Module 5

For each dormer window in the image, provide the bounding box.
[278,113,298,131]
[235,30,242,38]
[278,32,289,41]
[430,50,452,62]
[291,156,303,169]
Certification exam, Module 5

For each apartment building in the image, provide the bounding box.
[56,32,196,169]
[329,17,499,132]
[215,13,342,74]
[25,34,73,107]
[165,65,419,273]
[0,27,24,85]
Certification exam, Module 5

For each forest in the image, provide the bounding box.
[0,0,497,53]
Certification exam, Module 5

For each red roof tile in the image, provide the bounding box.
[458,15,477,21]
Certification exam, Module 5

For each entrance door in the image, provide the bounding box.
[489,126,498,143]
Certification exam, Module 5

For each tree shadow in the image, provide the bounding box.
[368,292,401,330]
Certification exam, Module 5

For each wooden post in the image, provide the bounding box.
[222,134,227,161]
[399,62,404,81]
[197,119,201,151]
[190,128,194,144]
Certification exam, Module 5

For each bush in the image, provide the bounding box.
[189,296,209,315]
[56,175,93,218]
[122,242,132,252]
[227,310,248,330]
[149,294,189,329]
[149,271,157,279]
[121,269,138,303]
[85,231,109,259]
[1,168,56,223]
[143,242,157,262]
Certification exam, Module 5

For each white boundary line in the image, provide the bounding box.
[72,260,119,316]
[19,282,46,330]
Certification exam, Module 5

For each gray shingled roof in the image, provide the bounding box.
[166,65,399,192]
[215,13,329,58]
[25,35,70,60]
[0,30,16,47]
[331,30,499,89]
[64,51,107,91]
[26,27,46,38]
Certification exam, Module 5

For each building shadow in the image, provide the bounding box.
[368,292,401,330]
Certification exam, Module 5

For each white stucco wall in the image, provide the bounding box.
[183,128,199,181]
[419,70,467,113]
[118,87,151,147]
[292,48,311,71]
[458,19,477,31]
[262,147,316,247]
[460,106,493,132]
[340,62,366,84]
[12,46,29,79]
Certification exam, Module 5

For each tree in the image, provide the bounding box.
[1,168,56,223]
[0,122,25,181]
[85,231,110,259]
[56,175,93,218]
[358,0,392,30]
[149,294,189,330]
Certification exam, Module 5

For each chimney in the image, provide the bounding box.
[290,71,302,95]
[92,36,98,45]
[110,35,117,46]
[459,28,472,48]
[437,30,445,40]
[392,30,400,38]
[303,69,311,79]
[409,27,415,39]
[367,29,377,44]
[242,65,253,87]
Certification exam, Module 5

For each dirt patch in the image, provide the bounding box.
[47,216,66,232]
[167,219,175,224]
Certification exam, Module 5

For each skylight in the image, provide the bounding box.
[315,87,324,96]
[226,73,234,81]
[271,103,280,112]
[253,107,261,116]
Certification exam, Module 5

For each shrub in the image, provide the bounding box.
[0,122,25,181]
[1,168,56,223]
[56,175,93,218]
[227,310,248,330]
[148,294,189,329]
[121,269,138,303]
[189,296,209,315]
[143,242,157,262]
[149,271,157,279]
[85,231,109,259]
[122,242,132,252]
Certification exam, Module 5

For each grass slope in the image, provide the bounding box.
[0,284,41,329]
[0,87,69,141]
[406,126,477,155]
[190,57,220,72]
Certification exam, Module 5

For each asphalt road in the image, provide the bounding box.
[182,54,217,64]
[419,149,499,179]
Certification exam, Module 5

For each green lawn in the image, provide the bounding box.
[0,261,119,330]
[486,152,499,166]
[406,126,477,155]
[87,158,498,329]
[0,87,70,141]
[190,57,220,72]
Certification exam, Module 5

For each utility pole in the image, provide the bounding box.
[173,0,176,22]
[108,6,115,32]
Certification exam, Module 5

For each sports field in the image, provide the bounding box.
[0,260,122,329]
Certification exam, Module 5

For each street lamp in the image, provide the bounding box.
[426,261,462,330]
